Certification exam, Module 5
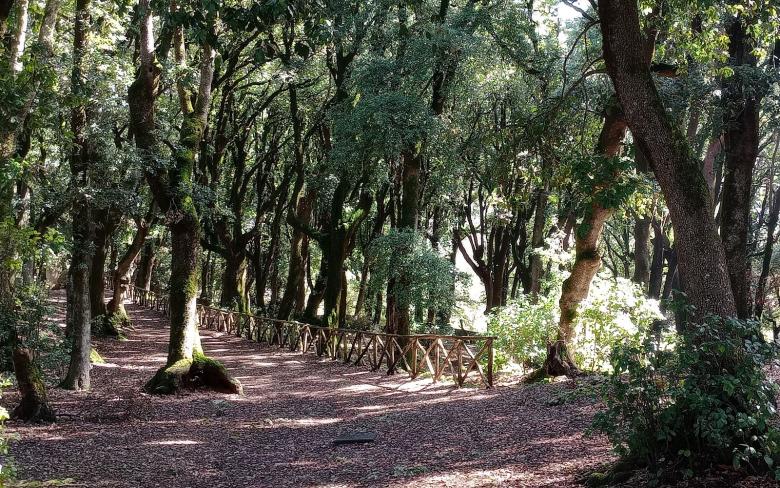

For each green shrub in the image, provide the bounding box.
[573,277,664,371]
[593,317,780,480]
[487,286,558,370]
[487,275,662,372]
[0,375,16,483]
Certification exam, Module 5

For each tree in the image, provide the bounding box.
[129,0,240,394]
[598,0,737,321]
[61,0,95,392]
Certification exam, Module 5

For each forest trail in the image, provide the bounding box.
[5,292,612,487]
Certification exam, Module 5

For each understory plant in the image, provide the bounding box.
[0,375,15,483]
[593,316,780,480]
[488,273,662,372]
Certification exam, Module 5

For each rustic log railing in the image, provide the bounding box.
[114,278,494,388]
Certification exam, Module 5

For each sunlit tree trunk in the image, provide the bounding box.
[537,102,626,378]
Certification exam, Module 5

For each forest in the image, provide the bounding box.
[0,0,779,486]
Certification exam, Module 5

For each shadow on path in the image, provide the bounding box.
[3,291,613,487]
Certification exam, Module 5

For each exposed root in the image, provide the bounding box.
[91,312,129,338]
[523,340,579,383]
[144,353,243,395]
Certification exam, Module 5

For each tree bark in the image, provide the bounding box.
[719,16,762,319]
[529,187,549,298]
[107,204,156,320]
[134,237,157,290]
[219,255,248,312]
[755,136,780,318]
[598,0,737,321]
[62,0,93,391]
[539,101,626,378]
[11,338,55,422]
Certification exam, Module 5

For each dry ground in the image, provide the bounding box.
[2,293,775,487]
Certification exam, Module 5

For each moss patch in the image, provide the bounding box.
[90,313,128,339]
[144,354,242,395]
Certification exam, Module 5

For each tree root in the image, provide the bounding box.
[91,312,129,338]
[523,340,579,383]
[12,397,56,423]
[144,353,243,395]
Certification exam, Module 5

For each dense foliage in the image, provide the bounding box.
[595,317,780,480]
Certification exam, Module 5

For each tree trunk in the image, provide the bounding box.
[719,17,762,319]
[134,237,157,290]
[107,207,155,320]
[529,188,549,298]
[278,189,314,319]
[538,101,626,379]
[354,258,369,317]
[304,255,327,321]
[62,0,93,391]
[648,218,665,298]
[755,162,780,318]
[132,11,239,394]
[599,0,737,321]
[11,340,55,423]
[219,255,248,312]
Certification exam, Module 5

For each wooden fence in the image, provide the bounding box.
[115,279,494,388]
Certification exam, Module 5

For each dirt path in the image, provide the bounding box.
[4,292,613,487]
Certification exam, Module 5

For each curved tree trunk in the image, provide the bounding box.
[537,101,627,379]
[107,206,155,321]
[11,339,55,423]
[599,0,737,321]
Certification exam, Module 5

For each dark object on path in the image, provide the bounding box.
[332,432,376,445]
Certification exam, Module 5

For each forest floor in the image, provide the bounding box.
[2,293,776,488]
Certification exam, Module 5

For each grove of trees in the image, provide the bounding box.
[1,0,780,484]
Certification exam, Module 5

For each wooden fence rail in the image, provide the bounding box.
[112,277,494,388]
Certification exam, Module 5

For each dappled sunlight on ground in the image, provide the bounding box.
[3,291,613,488]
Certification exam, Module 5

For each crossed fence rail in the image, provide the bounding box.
[110,276,494,388]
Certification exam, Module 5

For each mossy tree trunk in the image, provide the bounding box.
[537,102,627,379]
[599,0,737,320]
[129,4,239,394]
[11,335,55,423]
[62,0,93,391]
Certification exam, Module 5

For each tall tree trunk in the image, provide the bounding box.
[386,149,421,335]
[62,0,93,391]
[599,0,737,321]
[719,16,762,319]
[529,187,548,298]
[131,6,239,394]
[755,136,780,318]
